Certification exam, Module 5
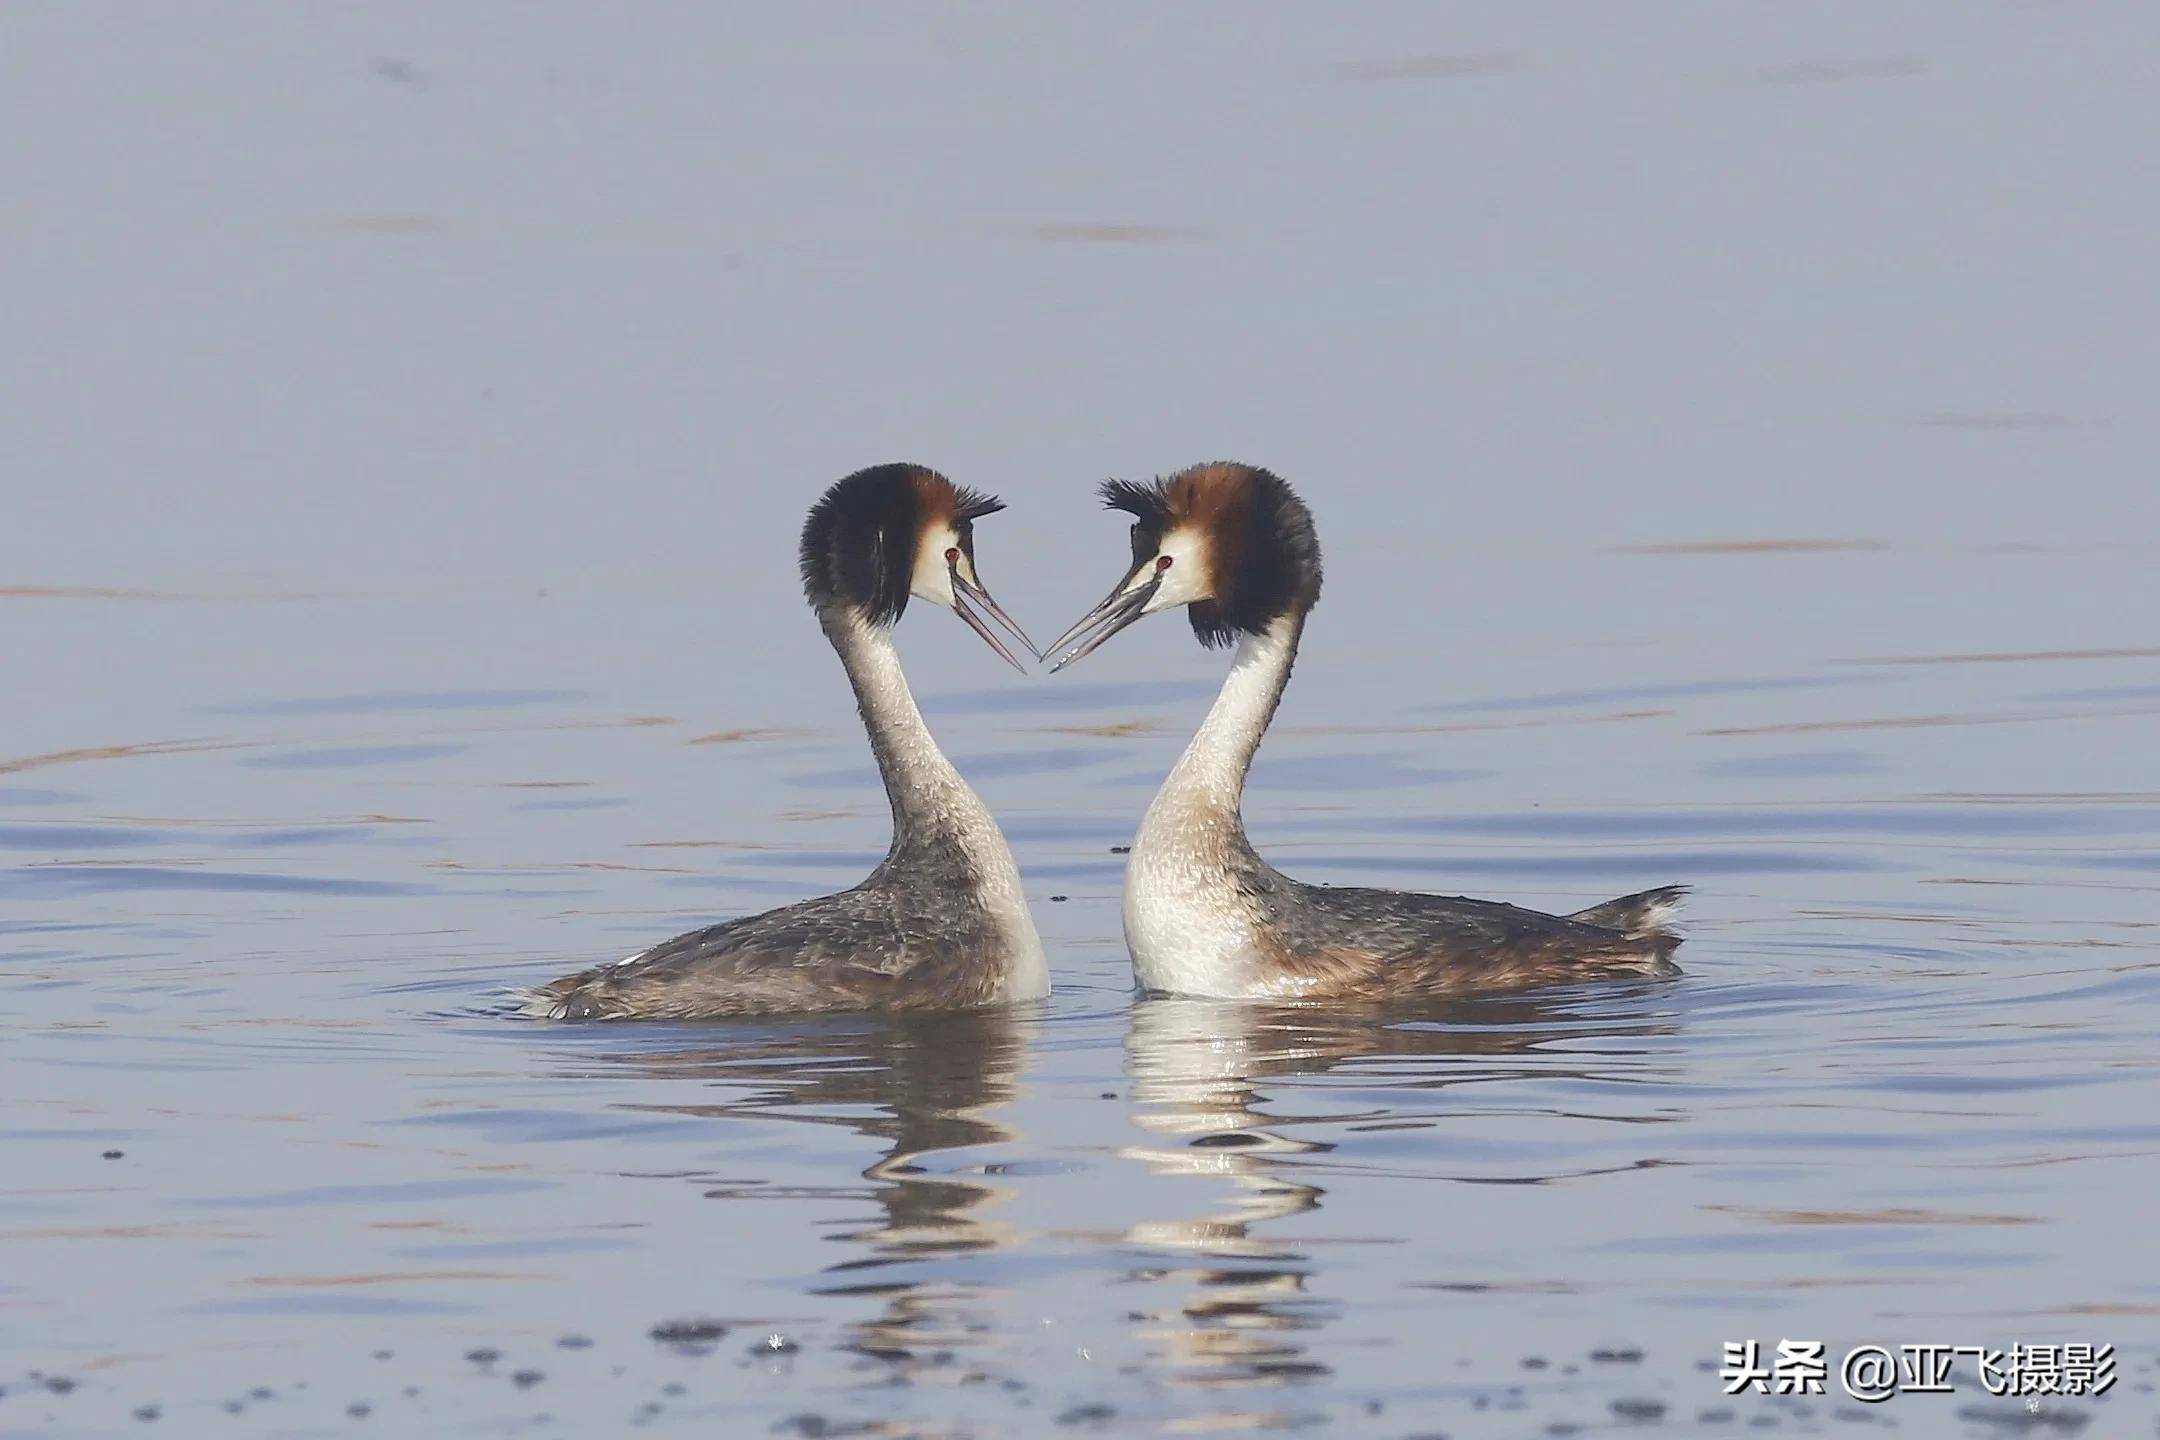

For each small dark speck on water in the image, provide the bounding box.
[512,1369,545,1389]
[372,1349,392,1361]
[1611,1397,1665,1422]
[465,1348,500,1366]
[102,1149,124,1159]
[347,1401,372,1418]
[556,1334,593,1349]
[1049,894,1068,902]
[133,1404,159,1422]
[1592,1346,1645,1364]
[1057,1402,1116,1426]
[651,1318,728,1345]
[661,1382,686,1397]
[1522,1355,1549,1369]
[1099,1091,1117,1099]
[1108,845,1130,854]
[1190,1132,1261,1148]
[46,1376,77,1394]
[249,1387,273,1401]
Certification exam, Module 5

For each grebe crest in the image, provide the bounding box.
[800,463,1033,666]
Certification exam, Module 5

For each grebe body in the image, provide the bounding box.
[522,464,1046,1020]
[1051,462,1683,1002]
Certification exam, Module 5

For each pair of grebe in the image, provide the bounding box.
[521,462,1682,1020]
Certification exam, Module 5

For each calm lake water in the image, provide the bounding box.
[5,5,2158,1438]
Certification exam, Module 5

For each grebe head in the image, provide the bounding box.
[1047,461,1321,671]
[800,463,1038,669]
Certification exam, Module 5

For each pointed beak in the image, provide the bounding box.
[948,555,1038,673]
[1046,565,1162,674]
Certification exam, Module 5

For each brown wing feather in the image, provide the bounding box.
[1250,873,1681,1001]
[528,880,1010,1020]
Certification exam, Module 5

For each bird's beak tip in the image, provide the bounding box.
[948,557,1041,671]
[1044,569,1163,673]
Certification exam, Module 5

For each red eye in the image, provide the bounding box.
[1157,555,1173,571]
[945,547,960,563]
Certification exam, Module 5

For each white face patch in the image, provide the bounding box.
[910,523,960,607]
[1137,527,1214,614]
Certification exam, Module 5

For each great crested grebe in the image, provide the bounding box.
[520,463,1048,1019]
[1047,461,1685,1001]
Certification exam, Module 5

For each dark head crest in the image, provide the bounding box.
[1100,463,1321,647]
[801,463,1005,625]
[1099,477,1175,569]
[1186,465,1321,647]
[953,486,1005,525]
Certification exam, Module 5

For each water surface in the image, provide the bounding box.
[5,4,2158,1437]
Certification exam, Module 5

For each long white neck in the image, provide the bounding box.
[829,610,981,852]
[825,609,1046,998]
[1150,613,1303,829]
[1123,613,1304,997]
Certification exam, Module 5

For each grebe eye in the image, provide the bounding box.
[945,547,960,563]
[1156,555,1173,570]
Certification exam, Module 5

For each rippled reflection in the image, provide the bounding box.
[1118,993,1681,1391]
[599,1011,1028,1375]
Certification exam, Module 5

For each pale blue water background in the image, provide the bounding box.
[4,4,2158,1436]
